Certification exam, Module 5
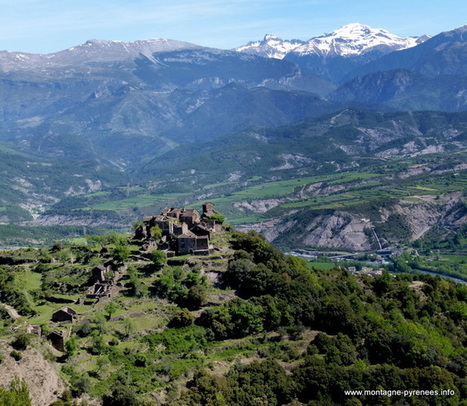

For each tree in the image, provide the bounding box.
[373,269,393,294]
[149,226,162,240]
[185,285,207,310]
[55,248,73,264]
[112,245,130,263]
[86,234,109,249]
[122,318,135,338]
[150,250,167,267]
[90,332,106,355]
[105,302,118,320]
[12,333,31,351]
[127,266,147,298]
[65,337,78,358]
[92,312,107,334]
[102,383,141,406]
[96,355,110,376]
[169,309,195,328]
[108,233,129,246]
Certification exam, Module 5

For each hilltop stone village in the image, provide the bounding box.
[20,203,224,352]
[133,202,222,256]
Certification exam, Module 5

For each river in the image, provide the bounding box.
[413,269,467,285]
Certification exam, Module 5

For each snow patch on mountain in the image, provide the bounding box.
[0,38,204,70]
[55,38,203,63]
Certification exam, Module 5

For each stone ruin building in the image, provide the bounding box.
[51,306,77,323]
[48,330,66,352]
[134,203,221,256]
[86,263,115,300]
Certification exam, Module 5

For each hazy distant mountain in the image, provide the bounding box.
[0,25,465,225]
[0,43,342,166]
[331,26,467,110]
[0,38,203,71]
[138,108,467,180]
[131,47,334,94]
[345,25,467,80]
[331,69,467,112]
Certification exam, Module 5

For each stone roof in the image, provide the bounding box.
[178,231,197,238]
[181,209,198,215]
[58,306,77,315]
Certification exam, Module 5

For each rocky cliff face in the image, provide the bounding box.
[239,194,467,252]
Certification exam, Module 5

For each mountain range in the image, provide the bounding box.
[0,22,466,248]
[236,23,430,82]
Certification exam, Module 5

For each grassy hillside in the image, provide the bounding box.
[0,227,465,405]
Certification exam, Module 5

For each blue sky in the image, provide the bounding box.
[0,0,465,53]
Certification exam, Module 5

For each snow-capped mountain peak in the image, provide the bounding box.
[293,23,424,57]
[235,34,304,59]
[236,23,428,60]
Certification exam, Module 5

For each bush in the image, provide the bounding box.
[12,334,31,351]
[102,383,141,406]
[65,338,78,358]
[0,377,31,405]
[185,285,207,310]
[10,350,22,361]
[206,213,225,223]
[112,245,130,263]
[150,250,167,267]
[169,309,195,328]
[134,354,147,367]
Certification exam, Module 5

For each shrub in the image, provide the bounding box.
[206,213,225,223]
[134,354,147,367]
[10,350,22,361]
[112,245,130,263]
[12,334,31,351]
[185,285,207,310]
[102,383,141,406]
[169,309,195,328]
[0,377,31,405]
[150,250,167,267]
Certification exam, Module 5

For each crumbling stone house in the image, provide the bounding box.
[134,203,221,256]
[87,264,114,299]
[178,232,210,256]
[52,306,77,323]
[202,202,216,217]
[48,330,66,352]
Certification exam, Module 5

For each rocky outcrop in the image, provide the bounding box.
[0,341,66,405]
[300,212,372,251]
